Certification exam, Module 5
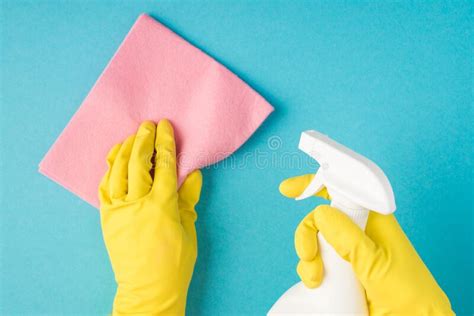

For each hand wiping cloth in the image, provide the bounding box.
[39,14,273,208]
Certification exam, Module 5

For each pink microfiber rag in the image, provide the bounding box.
[39,14,273,208]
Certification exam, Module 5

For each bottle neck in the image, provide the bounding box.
[330,195,369,230]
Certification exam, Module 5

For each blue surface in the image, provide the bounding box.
[1,1,472,315]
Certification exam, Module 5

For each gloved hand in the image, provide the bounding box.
[99,120,202,315]
[280,174,454,315]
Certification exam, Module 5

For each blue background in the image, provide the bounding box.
[1,1,472,315]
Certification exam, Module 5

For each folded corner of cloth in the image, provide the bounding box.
[38,13,274,208]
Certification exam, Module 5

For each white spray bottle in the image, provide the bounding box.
[268,130,396,316]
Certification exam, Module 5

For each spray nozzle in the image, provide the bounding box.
[295,131,396,215]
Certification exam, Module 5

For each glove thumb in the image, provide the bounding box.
[314,205,388,283]
[178,170,203,224]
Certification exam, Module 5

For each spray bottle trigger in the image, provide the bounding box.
[296,168,325,201]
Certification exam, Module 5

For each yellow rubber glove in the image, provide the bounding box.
[280,174,454,316]
[99,120,202,316]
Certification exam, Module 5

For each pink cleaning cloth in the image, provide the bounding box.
[39,14,273,208]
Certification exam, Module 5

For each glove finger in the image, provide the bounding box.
[314,205,388,283]
[152,119,179,216]
[109,134,135,200]
[178,170,203,246]
[127,121,156,201]
[295,210,320,261]
[297,257,323,289]
[98,143,121,204]
[279,174,330,200]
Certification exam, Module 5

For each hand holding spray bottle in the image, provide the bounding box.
[268,130,396,315]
